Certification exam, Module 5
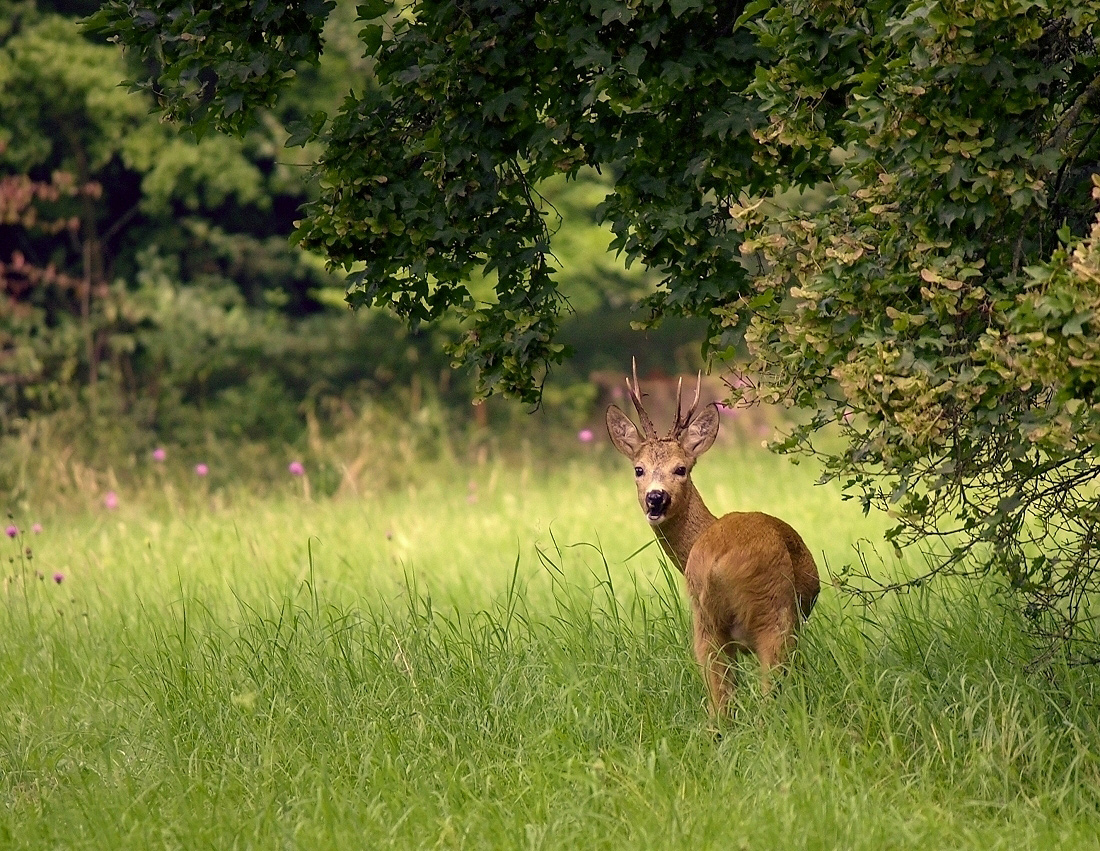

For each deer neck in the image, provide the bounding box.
[653,480,717,573]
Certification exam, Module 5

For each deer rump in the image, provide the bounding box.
[685,511,819,655]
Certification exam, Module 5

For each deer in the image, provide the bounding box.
[605,360,820,716]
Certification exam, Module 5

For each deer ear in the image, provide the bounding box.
[680,403,719,459]
[606,405,643,457]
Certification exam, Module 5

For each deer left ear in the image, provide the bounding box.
[606,405,644,457]
[680,403,719,459]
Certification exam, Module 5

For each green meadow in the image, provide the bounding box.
[3,446,1099,849]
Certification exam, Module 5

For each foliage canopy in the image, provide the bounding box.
[93,0,1100,655]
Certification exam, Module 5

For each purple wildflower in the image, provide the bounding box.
[577,429,594,443]
[32,523,42,534]
[5,524,17,538]
[53,572,64,584]
[195,463,209,477]
[288,461,305,476]
[152,447,167,462]
[103,491,119,510]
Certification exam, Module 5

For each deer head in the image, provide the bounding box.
[605,359,720,526]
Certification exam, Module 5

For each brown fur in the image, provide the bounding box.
[606,380,820,716]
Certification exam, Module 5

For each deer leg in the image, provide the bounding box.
[752,610,796,695]
[692,614,738,716]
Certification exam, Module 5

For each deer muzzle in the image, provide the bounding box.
[644,489,671,523]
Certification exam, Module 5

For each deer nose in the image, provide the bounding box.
[645,489,670,514]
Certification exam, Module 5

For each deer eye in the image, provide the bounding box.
[674,465,688,477]
[634,466,644,477]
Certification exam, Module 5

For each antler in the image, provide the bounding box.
[669,371,702,438]
[625,356,658,439]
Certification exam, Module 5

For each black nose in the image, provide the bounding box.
[645,490,670,513]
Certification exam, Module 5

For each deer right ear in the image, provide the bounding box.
[606,405,643,457]
[680,403,720,459]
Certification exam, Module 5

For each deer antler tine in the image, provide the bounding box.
[687,370,702,420]
[668,377,684,438]
[670,371,704,437]
[626,356,657,438]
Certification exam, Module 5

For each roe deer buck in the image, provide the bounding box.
[606,361,819,715]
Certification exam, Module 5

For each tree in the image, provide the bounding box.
[734,0,1100,660]
[0,11,275,401]
[92,0,1100,656]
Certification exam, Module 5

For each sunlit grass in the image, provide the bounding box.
[2,446,1099,848]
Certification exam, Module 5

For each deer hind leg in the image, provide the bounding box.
[691,613,741,716]
[751,608,797,695]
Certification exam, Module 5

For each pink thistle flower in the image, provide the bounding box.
[288,461,305,476]
[103,491,119,510]
[577,428,594,443]
[5,524,17,538]
[53,572,64,584]
[195,463,209,477]
[152,447,167,462]
[32,523,42,534]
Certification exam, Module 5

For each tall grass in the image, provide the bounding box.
[2,447,1099,848]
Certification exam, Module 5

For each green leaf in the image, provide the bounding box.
[735,0,773,29]
[669,0,705,18]
[1061,312,1091,337]
[360,24,384,56]
[356,0,391,20]
[223,91,243,116]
